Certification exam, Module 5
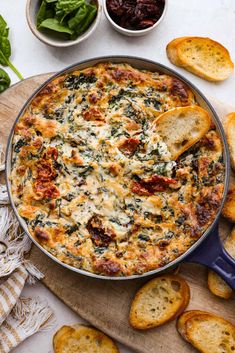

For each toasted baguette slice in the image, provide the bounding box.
[208,271,233,299]
[177,310,208,341]
[184,313,235,353]
[167,37,234,82]
[53,324,119,353]
[222,186,235,222]
[166,37,187,66]
[154,106,211,160]
[208,226,235,299]
[53,326,74,351]
[129,274,190,330]
[223,113,235,170]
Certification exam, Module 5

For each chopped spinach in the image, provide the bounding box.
[175,215,186,226]
[0,68,10,92]
[14,139,26,153]
[165,231,174,239]
[64,73,97,89]
[64,193,75,201]
[138,234,150,241]
[144,98,161,110]
[66,223,80,235]
[76,165,94,177]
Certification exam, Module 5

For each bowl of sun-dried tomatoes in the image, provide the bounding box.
[104,0,167,36]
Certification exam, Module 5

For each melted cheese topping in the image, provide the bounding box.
[10,63,225,276]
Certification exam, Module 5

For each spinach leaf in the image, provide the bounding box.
[0,68,10,93]
[36,0,97,39]
[0,15,7,36]
[39,18,74,34]
[37,1,56,27]
[37,0,47,26]
[0,15,23,80]
[76,4,97,35]
[0,35,11,62]
[56,0,84,20]
[68,4,87,30]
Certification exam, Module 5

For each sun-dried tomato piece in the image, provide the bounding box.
[118,138,140,157]
[138,19,155,28]
[147,175,177,185]
[131,181,152,196]
[170,78,189,102]
[131,175,177,195]
[88,93,98,104]
[107,0,165,30]
[35,228,49,241]
[44,147,58,160]
[87,215,116,247]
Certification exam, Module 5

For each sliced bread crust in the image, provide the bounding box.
[153,106,211,160]
[223,113,235,171]
[208,226,235,299]
[166,37,187,66]
[208,270,233,299]
[53,324,119,353]
[166,37,234,82]
[177,310,207,341]
[222,186,235,222]
[185,313,235,353]
[129,274,190,330]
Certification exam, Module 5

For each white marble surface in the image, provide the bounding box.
[1,0,234,352]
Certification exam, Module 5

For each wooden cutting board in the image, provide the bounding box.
[1,74,235,353]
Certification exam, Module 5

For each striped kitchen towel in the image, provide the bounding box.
[0,145,55,352]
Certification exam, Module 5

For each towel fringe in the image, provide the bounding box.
[24,260,44,284]
[12,297,56,334]
[0,207,32,277]
[0,184,9,205]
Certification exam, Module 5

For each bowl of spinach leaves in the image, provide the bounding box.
[26,0,101,47]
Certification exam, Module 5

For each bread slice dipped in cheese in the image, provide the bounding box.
[152,106,211,160]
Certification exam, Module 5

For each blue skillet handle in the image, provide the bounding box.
[185,224,235,290]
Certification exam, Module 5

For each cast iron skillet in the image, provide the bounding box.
[5,56,235,287]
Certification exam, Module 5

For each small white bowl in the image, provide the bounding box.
[104,0,167,37]
[26,0,102,47]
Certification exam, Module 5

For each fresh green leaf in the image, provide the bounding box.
[0,14,23,80]
[2,27,9,37]
[68,4,87,29]
[37,1,56,27]
[0,15,7,36]
[0,36,11,62]
[0,68,10,93]
[76,3,97,35]
[37,1,48,27]
[56,0,84,20]
[45,0,58,2]
[39,18,74,34]
[0,25,11,66]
